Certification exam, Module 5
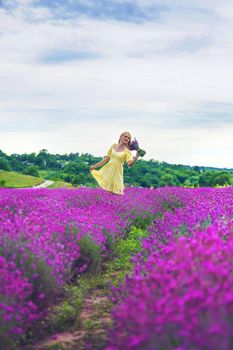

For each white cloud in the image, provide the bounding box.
[1,121,233,168]
[0,0,233,167]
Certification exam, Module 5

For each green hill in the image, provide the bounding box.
[0,170,44,188]
[48,181,73,188]
[1,148,233,188]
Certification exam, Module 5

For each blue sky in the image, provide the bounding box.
[0,0,233,167]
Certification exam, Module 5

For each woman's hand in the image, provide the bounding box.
[128,152,140,167]
[89,156,110,171]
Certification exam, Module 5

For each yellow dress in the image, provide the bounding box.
[90,143,133,195]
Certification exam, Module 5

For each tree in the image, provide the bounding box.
[72,173,86,186]
[198,171,213,187]
[213,171,232,187]
[62,174,73,183]
[175,171,189,184]
[0,158,11,171]
[193,166,201,173]
[160,173,178,186]
[0,180,6,187]
[23,165,39,177]
[35,155,46,168]
[198,170,232,187]
[0,150,7,158]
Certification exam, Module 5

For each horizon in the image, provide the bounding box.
[1,146,233,170]
[1,0,233,168]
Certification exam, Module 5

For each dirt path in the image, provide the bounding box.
[24,230,140,350]
[33,180,54,188]
[31,289,112,350]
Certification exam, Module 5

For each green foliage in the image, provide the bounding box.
[201,215,212,230]
[199,170,232,187]
[160,173,178,186]
[72,173,86,186]
[109,226,148,272]
[185,175,199,187]
[52,301,77,330]
[177,224,188,237]
[23,165,39,177]
[65,236,102,282]
[38,286,83,338]
[162,198,182,212]
[62,174,73,183]
[0,170,43,188]
[129,210,158,230]
[2,149,233,188]
[48,181,73,188]
[78,236,102,272]
[0,179,6,187]
[0,157,11,171]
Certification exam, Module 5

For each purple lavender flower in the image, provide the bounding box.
[129,138,146,157]
[129,138,139,151]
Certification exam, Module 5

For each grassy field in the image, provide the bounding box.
[48,181,73,188]
[38,170,74,188]
[38,170,62,180]
[0,170,44,188]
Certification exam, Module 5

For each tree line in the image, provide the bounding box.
[0,149,233,188]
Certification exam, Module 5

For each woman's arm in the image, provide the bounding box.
[128,151,140,168]
[89,156,110,171]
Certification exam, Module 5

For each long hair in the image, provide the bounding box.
[118,131,132,149]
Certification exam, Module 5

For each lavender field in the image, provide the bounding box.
[1,186,233,350]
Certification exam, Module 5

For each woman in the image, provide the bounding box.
[89,131,139,195]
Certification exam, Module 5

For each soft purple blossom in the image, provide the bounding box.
[129,138,139,151]
[1,186,233,349]
[107,186,233,350]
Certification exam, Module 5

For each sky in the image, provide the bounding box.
[0,0,233,168]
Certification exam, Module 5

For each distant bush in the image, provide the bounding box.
[0,180,6,187]
[23,165,39,177]
[66,236,102,283]
[199,170,232,187]
[0,157,11,171]
[78,236,102,273]
[71,173,86,186]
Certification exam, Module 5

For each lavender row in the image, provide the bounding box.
[0,187,180,348]
[107,187,233,350]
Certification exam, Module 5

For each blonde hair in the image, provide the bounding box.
[118,131,132,149]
